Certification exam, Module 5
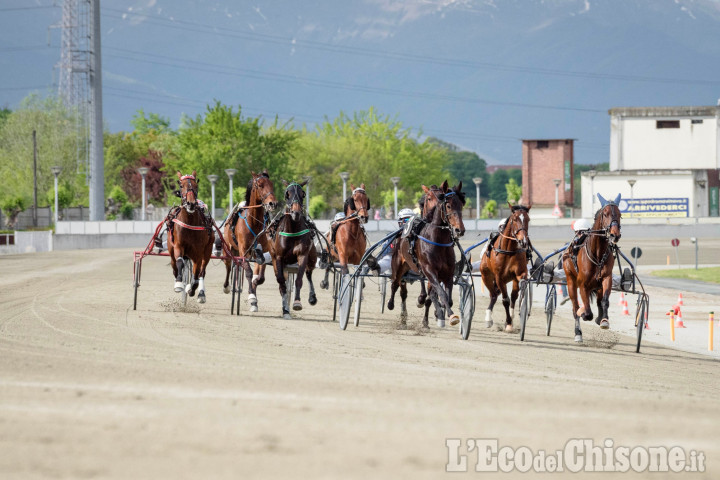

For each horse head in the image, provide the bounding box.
[596,193,622,244]
[507,202,532,249]
[249,169,277,212]
[177,170,199,213]
[442,181,466,238]
[348,183,370,223]
[283,179,307,222]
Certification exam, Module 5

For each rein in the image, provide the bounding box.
[172,218,208,231]
[418,235,453,247]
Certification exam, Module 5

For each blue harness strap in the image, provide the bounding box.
[418,235,454,247]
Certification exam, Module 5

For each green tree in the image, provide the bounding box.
[488,170,509,203]
[481,199,498,219]
[428,137,489,192]
[506,178,522,204]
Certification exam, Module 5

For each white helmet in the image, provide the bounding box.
[334,212,346,222]
[573,218,593,232]
[398,208,414,220]
[498,218,507,229]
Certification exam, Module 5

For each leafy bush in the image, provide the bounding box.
[309,194,328,218]
[481,199,498,218]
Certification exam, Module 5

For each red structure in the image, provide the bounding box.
[521,139,574,211]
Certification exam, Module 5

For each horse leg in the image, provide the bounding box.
[400,280,408,326]
[186,259,200,297]
[174,256,185,292]
[423,284,434,328]
[244,262,258,312]
[196,256,208,304]
[579,287,594,321]
[292,257,308,311]
[498,282,513,332]
[566,273,583,343]
[597,276,612,329]
[275,259,291,319]
[320,267,331,290]
[510,279,519,321]
[306,267,317,306]
[417,279,427,308]
[222,258,232,294]
[481,274,497,328]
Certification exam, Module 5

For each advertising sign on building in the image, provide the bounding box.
[618,198,689,217]
[710,187,719,217]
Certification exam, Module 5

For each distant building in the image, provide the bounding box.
[521,139,575,217]
[486,165,521,174]
[580,106,720,218]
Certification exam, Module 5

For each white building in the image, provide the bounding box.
[581,106,720,218]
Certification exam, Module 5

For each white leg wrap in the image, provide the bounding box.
[198,277,205,293]
[485,310,492,322]
[510,308,515,319]
[248,293,257,301]
[252,274,260,283]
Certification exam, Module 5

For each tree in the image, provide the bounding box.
[428,137,489,192]
[488,170,510,203]
[506,178,522,204]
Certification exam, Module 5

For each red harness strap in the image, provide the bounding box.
[172,218,207,231]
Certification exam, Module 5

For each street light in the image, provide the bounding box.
[627,179,636,218]
[137,167,149,220]
[207,174,219,219]
[472,177,483,220]
[225,169,237,211]
[50,166,62,225]
[340,171,350,201]
[390,176,400,218]
[588,169,597,214]
[304,176,312,212]
[552,178,562,217]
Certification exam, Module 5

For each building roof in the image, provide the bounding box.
[608,106,720,117]
[521,139,576,142]
[486,165,521,174]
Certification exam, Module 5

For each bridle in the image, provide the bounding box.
[349,187,369,220]
[285,182,305,211]
[424,191,463,241]
[179,175,198,211]
[252,175,276,211]
[497,208,529,250]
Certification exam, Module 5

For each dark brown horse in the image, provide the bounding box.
[167,171,214,303]
[319,184,370,288]
[269,180,318,319]
[479,203,532,332]
[221,170,278,312]
[387,181,466,328]
[562,193,622,343]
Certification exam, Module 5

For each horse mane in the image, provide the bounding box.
[453,188,467,205]
[510,204,529,213]
[343,195,355,215]
[245,171,270,205]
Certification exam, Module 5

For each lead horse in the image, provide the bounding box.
[167,171,214,303]
[269,180,318,319]
[479,203,532,332]
[562,193,622,342]
[221,170,278,312]
[387,181,466,328]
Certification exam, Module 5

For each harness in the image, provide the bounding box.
[408,191,459,269]
[568,205,621,278]
[487,209,529,257]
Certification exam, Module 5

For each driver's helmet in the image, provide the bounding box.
[334,212,346,222]
[397,208,414,225]
[497,218,507,231]
[573,218,593,232]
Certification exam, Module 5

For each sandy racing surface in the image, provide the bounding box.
[1,248,719,478]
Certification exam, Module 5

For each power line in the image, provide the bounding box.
[0,5,57,12]
[102,7,720,87]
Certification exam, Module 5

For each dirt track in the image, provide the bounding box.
[0,249,718,479]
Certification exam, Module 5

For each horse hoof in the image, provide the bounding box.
[174,282,183,292]
[283,313,292,320]
[600,319,609,329]
[437,319,446,328]
[197,293,206,304]
[185,284,192,294]
[504,324,514,333]
[223,286,230,294]
[293,301,302,311]
[485,321,493,328]
[576,306,585,317]
[449,314,460,326]
[250,305,258,313]
[309,295,317,306]
[387,302,394,311]
[319,280,328,290]
[574,335,583,343]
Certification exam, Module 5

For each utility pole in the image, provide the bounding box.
[33,130,38,227]
[88,0,104,220]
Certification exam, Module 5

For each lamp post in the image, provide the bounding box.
[340,171,349,201]
[627,179,636,218]
[137,167,149,221]
[207,174,219,219]
[588,169,597,215]
[472,177,483,220]
[225,169,237,211]
[552,178,562,217]
[304,176,312,212]
[51,166,62,225]
[390,176,400,218]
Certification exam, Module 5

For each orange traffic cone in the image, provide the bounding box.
[675,306,686,328]
[621,299,629,316]
[618,292,625,306]
[677,292,684,306]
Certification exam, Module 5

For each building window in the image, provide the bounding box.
[691,119,704,124]
[536,140,549,149]
[656,120,680,129]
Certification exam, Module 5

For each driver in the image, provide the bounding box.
[367,208,414,275]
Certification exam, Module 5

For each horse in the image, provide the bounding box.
[479,203,532,332]
[319,183,370,288]
[167,170,214,303]
[269,180,318,319]
[221,169,278,312]
[562,193,622,343]
[387,181,466,328]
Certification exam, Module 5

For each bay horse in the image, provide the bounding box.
[387,181,466,328]
[167,170,214,303]
[479,203,532,332]
[221,170,278,312]
[562,193,622,342]
[319,184,370,288]
[269,180,318,319]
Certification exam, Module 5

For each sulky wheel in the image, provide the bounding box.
[181,258,193,306]
[519,280,530,342]
[338,274,352,330]
[133,260,141,311]
[353,275,363,327]
[545,285,557,336]
[635,295,648,353]
[458,279,475,340]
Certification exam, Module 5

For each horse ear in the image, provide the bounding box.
[526,203,532,210]
[176,171,182,180]
[350,183,356,191]
[597,193,607,207]
[613,193,621,205]
[422,185,430,194]
[507,201,513,209]
[300,179,308,187]
[191,170,197,178]
[360,183,365,190]
[282,179,288,186]
[251,171,257,177]
[456,181,462,192]
[263,168,269,175]
[441,180,449,192]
